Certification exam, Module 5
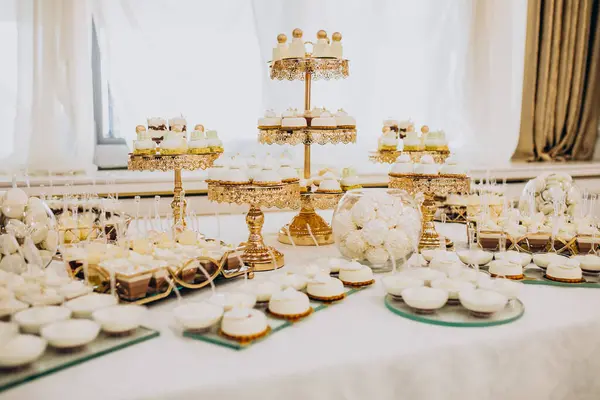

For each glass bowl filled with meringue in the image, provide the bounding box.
[332,188,421,272]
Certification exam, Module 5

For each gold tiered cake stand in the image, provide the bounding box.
[207,181,300,271]
[389,173,470,250]
[128,153,221,225]
[262,54,356,246]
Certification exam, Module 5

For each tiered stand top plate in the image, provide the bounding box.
[207,182,301,208]
[270,58,349,81]
[258,128,356,146]
[389,173,470,196]
[370,150,451,164]
[128,153,221,172]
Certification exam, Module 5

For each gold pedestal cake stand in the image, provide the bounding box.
[369,149,450,165]
[207,181,300,271]
[389,173,470,250]
[264,56,356,246]
[128,153,221,225]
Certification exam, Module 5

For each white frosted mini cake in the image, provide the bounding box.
[268,288,311,319]
[188,125,210,154]
[133,125,156,155]
[403,131,424,151]
[220,308,269,340]
[159,131,187,155]
[413,155,438,175]
[488,260,524,280]
[258,110,282,129]
[147,117,168,141]
[546,259,583,283]
[335,109,355,128]
[390,154,413,174]
[439,156,465,175]
[281,108,307,129]
[306,274,345,301]
[311,110,337,129]
[338,261,374,286]
[378,128,398,151]
[317,178,342,193]
[205,130,223,153]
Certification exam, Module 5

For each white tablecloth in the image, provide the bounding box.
[6,211,600,400]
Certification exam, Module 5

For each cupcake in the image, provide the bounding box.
[316,178,342,193]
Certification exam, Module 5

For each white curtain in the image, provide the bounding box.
[0,0,96,175]
[0,0,526,174]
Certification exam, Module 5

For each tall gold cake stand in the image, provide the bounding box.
[128,153,221,226]
[389,173,470,250]
[207,181,300,271]
[263,56,356,246]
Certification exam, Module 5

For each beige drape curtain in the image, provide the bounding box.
[513,0,600,161]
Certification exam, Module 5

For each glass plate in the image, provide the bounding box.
[184,287,364,350]
[0,327,159,393]
[384,295,525,327]
[522,267,600,288]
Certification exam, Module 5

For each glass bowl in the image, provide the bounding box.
[332,188,421,272]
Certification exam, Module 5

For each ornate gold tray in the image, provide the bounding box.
[370,150,450,164]
[270,58,349,81]
[258,128,356,146]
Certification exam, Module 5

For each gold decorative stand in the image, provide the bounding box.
[128,153,221,225]
[369,150,450,165]
[263,56,356,246]
[389,173,470,250]
[207,181,300,271]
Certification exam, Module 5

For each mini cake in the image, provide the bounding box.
[532,253,569,270]
[272,33,289,61]
[258,109,282,129]
[278,158,299,183]
[334,109,355,128]
[459,288,508,317]
[247,156,263,181]
[286,28,306,59]
[390,154,414,174]
[281,108,307,129]
[205,130,223,152]
[382,275,424,299]
[41,319,101,349]
[14,306,72,334]
[546,260,583,283]
[400,268,446,286]
[487,260,524,280]
[147,117,168,141]
[398,119,415,136]
[188,125,211,154]
[241,281,282,304]
[160,131,187,155]
[338,261,374,286]
[340,167,361,191]
[383,118,399,130]
[169,116,187,132]
[313,171,337,186]
[253,165,282,186]
[456,268,491,284]
[571,254,600,272]
[439,156,465,175]
[379,129,398,151]
[270,273,308,291]
[413,155,438,175]
[268,288,312,319]
[403,131,424,151]
[220,158,250,185]
[478,278,522,299]
[457,249,493,266]
[317,178,342,193]
[311,110,337,129]
[133,125,156,155]
[494,251,532,267]
[401,286,448,314]
[0,333,46,368]
[424,129,448,151]
[312,30,331,58]
[330,31,343,58]
[206,157,230,181]
[431,278,475,302]
[306,274,346,301]
[174,302,224,333]
[220,308,269,341]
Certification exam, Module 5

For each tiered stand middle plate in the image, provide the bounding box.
[207,181,300,271]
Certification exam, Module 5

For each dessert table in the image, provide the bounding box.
[6,211,600,400]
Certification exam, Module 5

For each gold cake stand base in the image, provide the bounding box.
[244,206,285,271]
[278,211,333,246]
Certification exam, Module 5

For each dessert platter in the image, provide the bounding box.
[472,173,598,255]
[370,124,451,164]
[207,156,301,270]
[0,268,159,392]
[260,29,359,246]
[61,228,247,305]
[388,155,470,250]
[128,118,224,225]
[382,250,525,327]
[0,185,58,269]
[176,257,371,349]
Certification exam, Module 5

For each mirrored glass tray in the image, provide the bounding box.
[384,295,525,327]
[184,286,364,350]
[522,267,600,288]
[0,327,159,393]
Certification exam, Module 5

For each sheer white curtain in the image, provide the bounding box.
[0,0,96,174]
[0,0,526,174]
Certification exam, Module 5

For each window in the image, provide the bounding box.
[0,0,18,161]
